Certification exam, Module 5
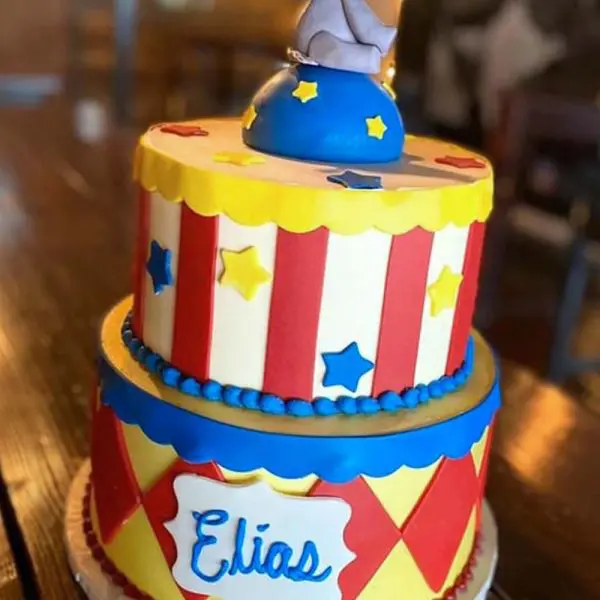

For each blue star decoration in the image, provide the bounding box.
[146,240,174,295]
[327,170,383,190]
[322,342,375,393]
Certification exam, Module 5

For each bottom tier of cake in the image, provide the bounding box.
[74,299,501,600]
[67,462,499,600]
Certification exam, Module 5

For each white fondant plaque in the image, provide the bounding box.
[165,475,355,600]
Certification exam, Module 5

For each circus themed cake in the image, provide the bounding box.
[66,1,500,599]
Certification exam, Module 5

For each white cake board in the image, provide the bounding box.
[66,461,498,600]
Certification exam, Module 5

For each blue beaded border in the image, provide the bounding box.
[99,354,500,482]
[121,314,474,418]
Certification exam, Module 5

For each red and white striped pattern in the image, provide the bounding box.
[132,189,486,400]
[142,193,182,360]
[414,225,470,384]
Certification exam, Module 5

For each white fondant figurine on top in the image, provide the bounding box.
[295,0,397,74]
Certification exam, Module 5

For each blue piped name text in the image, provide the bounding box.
[191,509,333,584]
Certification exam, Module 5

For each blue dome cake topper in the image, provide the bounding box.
[242,0,405,164]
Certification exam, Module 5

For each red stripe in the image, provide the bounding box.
[171,207,218,379]
[132,188,150,338]
[263,227,329,400]
[372,228,434,394]
[446,222,486,374]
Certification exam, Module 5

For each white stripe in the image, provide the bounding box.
[414,225,470,384]
[313,230,391,398]
[142,193,181,360]
[210,217,276,389]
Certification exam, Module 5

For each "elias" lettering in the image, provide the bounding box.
[191,510,333,584]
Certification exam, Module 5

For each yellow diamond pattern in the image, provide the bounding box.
[470,427,490,476]
[357,507,478,599]
[91,397,485,599]
[364,459,442,528]
[103,506,186,600]
[440,508,477,593]
[121,421,178,492]
[359,540,432,600]
[220,467,318,496]
[92,485,219,600]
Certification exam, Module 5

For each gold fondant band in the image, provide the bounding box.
[102,298,496,438]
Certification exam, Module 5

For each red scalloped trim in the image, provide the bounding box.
[438,533,484,600]
[82,481,154,600]
[83,479,482,600]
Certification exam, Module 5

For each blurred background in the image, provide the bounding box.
[2,0,600,598]
[4,0,597,410]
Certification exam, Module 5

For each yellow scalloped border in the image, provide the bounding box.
[134,135,494,235]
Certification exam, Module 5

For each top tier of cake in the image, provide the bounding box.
[128,116,493,418]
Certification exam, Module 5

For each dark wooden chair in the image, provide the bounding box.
[67,0,184,125]
[488,48,600,383]
[547,154,600,383]
[118,0,298,124]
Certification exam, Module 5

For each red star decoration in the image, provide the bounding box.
[435,155,485,169]
[159,124,209,138]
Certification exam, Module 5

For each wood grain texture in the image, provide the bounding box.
[0,99,133,598]
[489,363,600,600]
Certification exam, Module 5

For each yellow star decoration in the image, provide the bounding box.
[366,115,388,140]
[219,246,272,301]
[382,81,397,100]
[427,266,464,317]
[242,104,258,130]
[292,81,319,104]
[213,152,266,167]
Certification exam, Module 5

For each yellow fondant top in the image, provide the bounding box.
[135,119,494,235]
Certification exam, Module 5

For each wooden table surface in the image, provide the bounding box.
[0,100,599,600]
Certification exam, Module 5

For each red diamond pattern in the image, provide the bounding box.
[310,477,402,600]
[91,407,489,600]
[142,460,224,600]
[402,454,479,593]
[91,403,141,545]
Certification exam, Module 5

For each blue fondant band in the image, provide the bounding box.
[121,314,475,418]
[99,351,500,483]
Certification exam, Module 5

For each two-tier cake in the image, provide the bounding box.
[66,2,500,599]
